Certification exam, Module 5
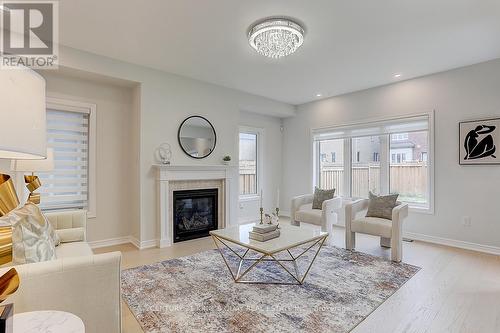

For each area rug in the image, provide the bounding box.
[121,245,420,333]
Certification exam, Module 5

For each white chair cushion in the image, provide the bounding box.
[55,242,93,258]
[56,227,85,243]
[351,217,393,238]
[295,208,322,226]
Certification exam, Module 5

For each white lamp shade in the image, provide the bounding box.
[11,148,54,172]
[0,67,46,159]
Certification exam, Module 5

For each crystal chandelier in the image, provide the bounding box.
[248,17,305,59]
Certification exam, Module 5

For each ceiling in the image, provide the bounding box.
[58,0,500,105]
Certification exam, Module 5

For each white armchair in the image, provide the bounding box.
[291,194,342,245]
[345,199,408,262]
[3,210,122,333]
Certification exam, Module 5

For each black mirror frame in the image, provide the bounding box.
[177,115,217,159]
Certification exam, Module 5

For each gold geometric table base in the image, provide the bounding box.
[211,234,328,285]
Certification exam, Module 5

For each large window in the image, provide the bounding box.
[313,114,433,210]
[239,131,258,196]
[34,98,96,216]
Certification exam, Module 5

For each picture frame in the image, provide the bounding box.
[459,117,499,165]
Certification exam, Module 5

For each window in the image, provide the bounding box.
[390,131,429,205]
[313,114,433,211]
[352,136,381,198]
[35,98,96,216]
[317,138,344,192]
[239,130,260,196]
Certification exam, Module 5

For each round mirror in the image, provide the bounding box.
[178,116,217,159]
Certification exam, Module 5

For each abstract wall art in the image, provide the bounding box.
[459,117,499,165]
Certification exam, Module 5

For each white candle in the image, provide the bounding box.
[260,189,263,208]
[276,189,280,209]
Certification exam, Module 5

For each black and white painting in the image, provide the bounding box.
[459,118,499,165]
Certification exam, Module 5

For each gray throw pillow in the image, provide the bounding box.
[312,187,335,210]
[365,192,399,220]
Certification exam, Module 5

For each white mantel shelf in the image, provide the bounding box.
[154,164,238,248]
[153,164,236,170]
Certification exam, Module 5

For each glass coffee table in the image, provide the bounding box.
[210,223,328,285]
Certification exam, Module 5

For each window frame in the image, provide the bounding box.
[311,112,435,214]
[238,126,264,202]
[45,97,97,218]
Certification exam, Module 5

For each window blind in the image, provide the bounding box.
[312,114,429,141]
[38,109,89,211]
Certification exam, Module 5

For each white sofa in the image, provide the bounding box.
[2,210,122,333]
[345,199,408,262]
[291,194,342,245]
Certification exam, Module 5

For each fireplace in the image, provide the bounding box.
[173,188,218,243]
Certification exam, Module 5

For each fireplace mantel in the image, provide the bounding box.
[154,164,238,247]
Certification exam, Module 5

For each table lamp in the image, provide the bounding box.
[0,67,46,269]
[0,65,46,333]
[11,148,54,204]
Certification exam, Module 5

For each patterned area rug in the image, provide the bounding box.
[121,245,420,333]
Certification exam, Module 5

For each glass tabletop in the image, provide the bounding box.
[210,223,328,255]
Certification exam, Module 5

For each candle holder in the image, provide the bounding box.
[259,207,264,224]
[275,207,280,218]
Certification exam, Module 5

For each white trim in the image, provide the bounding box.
[45,97,97,218]
[238,216,259,224]
[89,236,158,250]
[138,239,158,249]
[129,236,141,249]
[280,210,291,217]
[404,231,500,256]
[88,236,131,249]
[238,195,260,203]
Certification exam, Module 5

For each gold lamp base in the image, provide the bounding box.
[24,175,41,204]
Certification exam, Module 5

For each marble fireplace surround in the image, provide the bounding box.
[154,165,237,248]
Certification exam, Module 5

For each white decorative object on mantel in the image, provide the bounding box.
[154,164,238,248]
[154,143,172,165]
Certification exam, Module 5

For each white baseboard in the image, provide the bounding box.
[129,236,141,249]
[89,236,132,249]
[140,239,158,249]
[404,231,500,256]
[238,216,259,224]
[280,210,291,217]
[89,236,157,250]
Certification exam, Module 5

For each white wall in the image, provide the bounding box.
[56,46,295,245]
[282,59,500,249]
[39,71,139,243]
[238,111,283,223]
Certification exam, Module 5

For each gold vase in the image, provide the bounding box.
[0,174,20,265]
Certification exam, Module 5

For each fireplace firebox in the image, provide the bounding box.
[173,188,218,243]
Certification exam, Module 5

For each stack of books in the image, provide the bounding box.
[249,223,280,242]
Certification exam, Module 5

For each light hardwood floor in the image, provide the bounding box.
[95,221,500,333]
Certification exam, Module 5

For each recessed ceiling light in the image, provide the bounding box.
[316,93,322,97]
[394,73,402,78]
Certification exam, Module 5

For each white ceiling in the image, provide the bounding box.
[58,0,500,105]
